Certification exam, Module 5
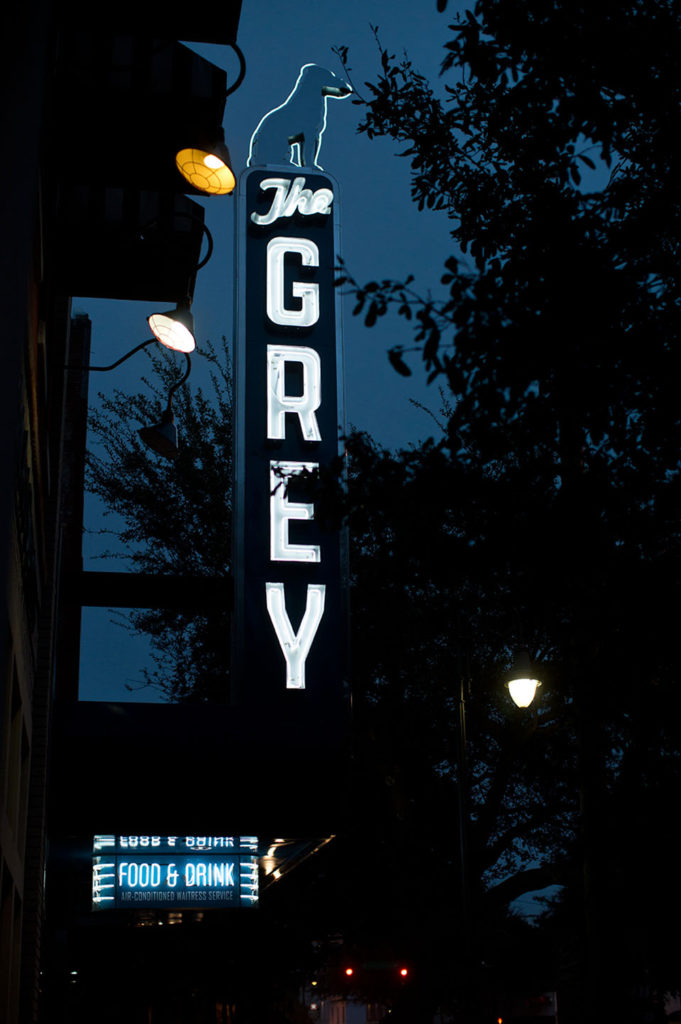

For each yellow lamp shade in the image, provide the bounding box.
[176,147,236,196]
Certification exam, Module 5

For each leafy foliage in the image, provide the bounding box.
[86,340,232,701]
[337,4,681,474]
[332,1,681,1016]
[335,430,578,911]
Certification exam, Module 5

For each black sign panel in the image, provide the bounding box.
[233,169,348,727]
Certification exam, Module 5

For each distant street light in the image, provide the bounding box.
[506,648,542,708]
[455,641,542,1016]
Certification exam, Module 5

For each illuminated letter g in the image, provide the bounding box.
[267,237,320,327]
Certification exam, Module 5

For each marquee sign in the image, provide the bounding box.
[92,835,259,910]
[232,167,348,713]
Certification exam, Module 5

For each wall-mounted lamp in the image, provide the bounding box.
[148,300,196,353]
[138,352,191,461]
[506,648,542,708]
[68,215,213,459]
[66,319,195,461]
[176,131,236,196]
[175,41,246,197]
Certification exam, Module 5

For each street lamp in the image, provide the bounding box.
[455,643,542,1017]
[506,648,542,708]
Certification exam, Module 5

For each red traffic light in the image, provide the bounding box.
[399,967,409,977]
[344,967,354,977]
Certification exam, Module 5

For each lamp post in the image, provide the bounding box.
[455,646,542,1021]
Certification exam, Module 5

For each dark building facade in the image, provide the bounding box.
[0,4,243,1020]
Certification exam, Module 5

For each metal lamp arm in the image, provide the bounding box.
[66,337,156,373]
[225,41,246,97]
[167,353,192,402]
[67,343,192,386]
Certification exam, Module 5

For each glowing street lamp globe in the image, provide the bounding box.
[507,676,541,708]
[506,649,542,708]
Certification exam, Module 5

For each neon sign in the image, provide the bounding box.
[251,177,333,226]
[92,835,259,910]
[247,64,351,169]
[233,167,348,708]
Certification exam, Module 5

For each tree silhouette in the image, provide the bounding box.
[332,2,681,1020]
[87,340,233,701]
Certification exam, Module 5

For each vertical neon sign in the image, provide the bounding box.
[233,170,348,714]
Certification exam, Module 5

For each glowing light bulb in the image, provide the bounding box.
[508,677,540,708]
[147,313,195,353]
[203,153,224,169]
[176,148,236,196]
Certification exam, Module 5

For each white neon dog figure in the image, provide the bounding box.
[248,64,352,169]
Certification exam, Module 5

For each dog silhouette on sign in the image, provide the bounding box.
[248,64,352,169]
